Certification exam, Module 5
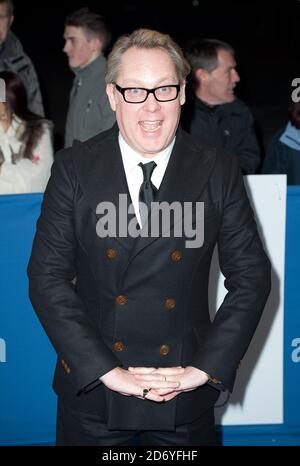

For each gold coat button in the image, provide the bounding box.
[160,344,170,356]
[114,341,125,352]
[106,248,118,260]
[116,295,128,305]
[164,298,176,310]
[170,249,183,262]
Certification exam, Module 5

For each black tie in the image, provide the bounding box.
[138,161,157,226]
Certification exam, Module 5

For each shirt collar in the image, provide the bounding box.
[118,132,175,174]
[71,54,106,78]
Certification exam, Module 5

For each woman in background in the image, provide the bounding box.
[0,71,53,194]
[262,101,300,184]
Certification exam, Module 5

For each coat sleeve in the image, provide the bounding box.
[22,53,45,118]
[191,151,271,391]
[27,150,121,394]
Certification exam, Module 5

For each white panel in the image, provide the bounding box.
[211,175,286,425]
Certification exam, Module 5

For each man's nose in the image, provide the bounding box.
[63,42,69,53]
[143,92,161,111]
[232,69,240,83]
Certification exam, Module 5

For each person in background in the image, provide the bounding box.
[0,71,53,194]
[181,38,261,175]
[262,101,300,184]
[0,0,44,116]
[63,7,115,148]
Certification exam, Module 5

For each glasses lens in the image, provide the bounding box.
[154,86,178,102]
[124,88,147,103]
[121,85,179,103]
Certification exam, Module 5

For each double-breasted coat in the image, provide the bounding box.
[28,124,271,431]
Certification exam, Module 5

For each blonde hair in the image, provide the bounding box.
[105,28,190,84]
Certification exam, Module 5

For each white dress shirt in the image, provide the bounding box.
[118,132,175,226]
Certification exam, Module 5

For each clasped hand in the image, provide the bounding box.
[100,366,209,403]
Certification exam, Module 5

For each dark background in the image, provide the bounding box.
[11,0,300,150]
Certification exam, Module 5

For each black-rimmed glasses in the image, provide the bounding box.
[113,83,181,103]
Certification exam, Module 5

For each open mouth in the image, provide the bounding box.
[139,120,163,132]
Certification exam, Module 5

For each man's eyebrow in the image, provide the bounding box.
[121,77,178,86]
[225,64,236,71]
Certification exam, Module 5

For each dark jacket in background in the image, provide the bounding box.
[262,128,300,184]
[181,94,261,175]
[0,31,44,117]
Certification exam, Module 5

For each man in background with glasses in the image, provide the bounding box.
[28,29,271,446]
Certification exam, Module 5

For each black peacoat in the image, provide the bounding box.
[28,124,271,431]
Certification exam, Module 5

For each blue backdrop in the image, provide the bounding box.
[0,190,300,446]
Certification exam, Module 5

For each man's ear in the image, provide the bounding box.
[106,83,117,112]
[9,15,14,27]
[93,36,103,54]
[195,68,209,83]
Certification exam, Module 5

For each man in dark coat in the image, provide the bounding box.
[27,29,271,446]
[0,0,44,116]
[181,38,260,175]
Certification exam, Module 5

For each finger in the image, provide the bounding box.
[164,392,179,401]
[128,367,185,375]
[133,374,180,382]
[128,367,157,374]
[135,392,165,403]
[145,381,180,390]
[133,374,181,386]
[146,392,166,403]
[152,367,185,375]
[155,387,196,395]
[151,388,179,396]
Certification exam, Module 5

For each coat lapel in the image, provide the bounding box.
[73,124,137,252]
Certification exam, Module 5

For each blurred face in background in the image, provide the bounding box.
[0,2,13,45]
[63,26,100,69]
[0,101,11,131]
[197,48,240,105]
